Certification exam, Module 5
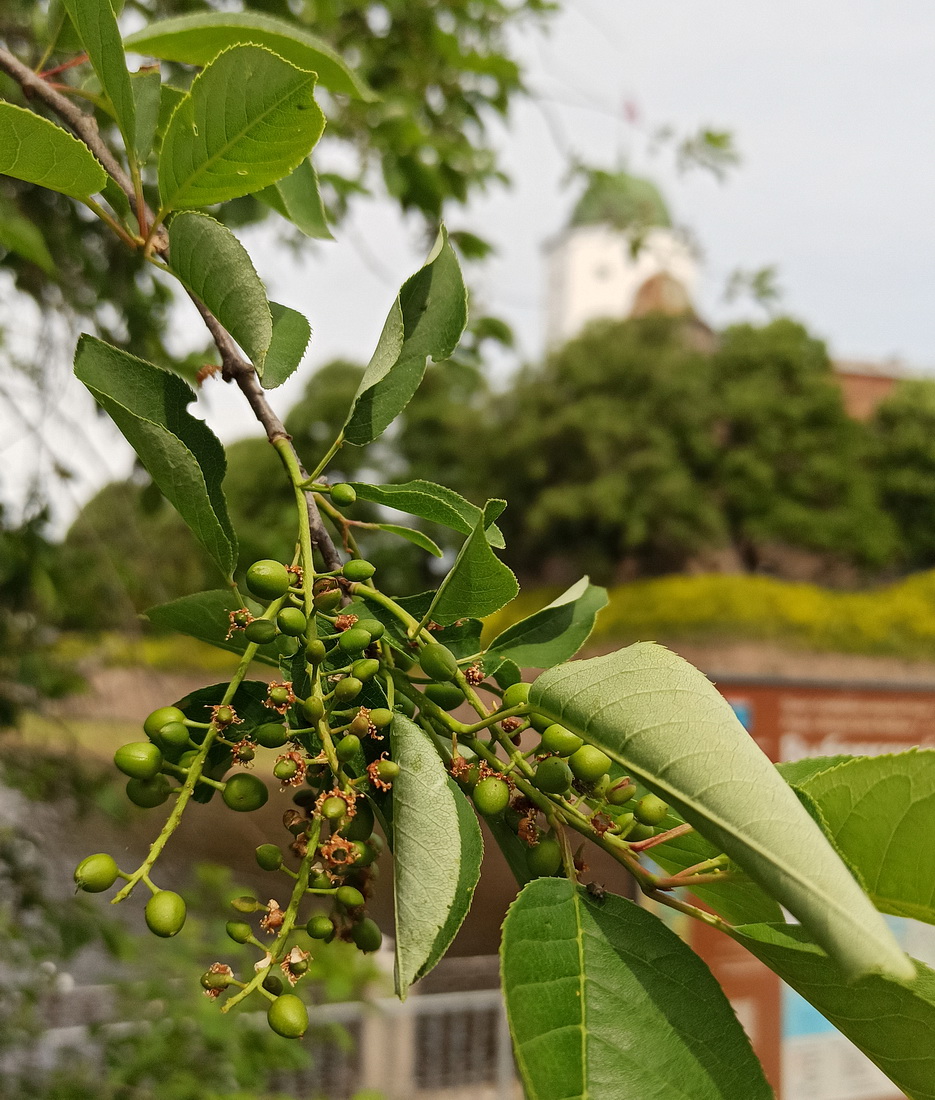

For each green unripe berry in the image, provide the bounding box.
[262,974,284,996]
[215,705,235,727]
[607,781,638,806]
[306,914,335,940]
[351,917,382,953]
[342,799,374,841]
[145,890,187,938]
[74,853,119,893]
[338,627,371,654]
[394,694,416,718]
[269,685,293,707]
[501,682,530,708]
[231,896,262,913]
[349,713,372,737]
[628,822,656,842]
[201,969,232,992]
[246,560,291,601]
[244,619,277,645]
[528,711,552,733]
[256,844,283,871]
[539,724,583,757]
[114,742,163,781]
[305,638,328,663]
[143,706,187,739]
[267,994,308,1039]
[375,759,400,782]
[419,643,459,682]
[156,721,190,751]
[273,759,299,782]
[336,734,361,762]
[309,872,332,890]
[351,658,380,681]
[126,775,171,808]
[349,841,376,867]
[222,773,269,812]
[473,776,510,816]
[302,696,325,723]
[334,676,363,703]
[277,607,307,636]
[226,921,253,944]
[336,885,365,909]
[634,794,669,827]
[424,682,464,711]
[569,745,612,784]
[612,812,636,839]
[254,722,288,749]
[178,750,198,768]
[343,558,375,582]
[533,756,573,795]
[313,587,343,612]
[321,796,347,820]
[330,483,357,506]
[369,708,393,729]
[526,836,562,878]
[356,618,385,639]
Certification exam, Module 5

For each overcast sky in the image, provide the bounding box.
[5,0,935,530]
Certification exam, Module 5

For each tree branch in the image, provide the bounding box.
[0,41,343,571]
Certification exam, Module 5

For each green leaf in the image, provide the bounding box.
[343,229,467,446]
[424,500,518,627]
[261,302,312,390]
[174,680,272,731]
[501,879,773,1100]
[486,576,608,669]
[492,659,522,690]
[0,102,106,198]
[168,212,272,373]
[74,335,237,578]
[390,715,482,997]
[63,0,135,154]
[776,755,854,786]
[375,524,443,557]
[259,158,333,239]
[144,590,278,667]
[734,923,935,1100]
[129,66,161,162]
[796,750,935,924]
[528,643,915,983]
[158,45,324,212]
[124,11,374,101]
[0,200,54,273]
[154,83,185,153]
[351,479,505,548]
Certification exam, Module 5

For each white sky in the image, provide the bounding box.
[5,0,935,531]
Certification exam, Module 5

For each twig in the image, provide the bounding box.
[0,42,342,572]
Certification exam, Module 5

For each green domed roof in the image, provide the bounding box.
[570,170,671,231]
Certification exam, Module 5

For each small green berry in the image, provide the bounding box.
[342,799,374,841]
[526,836,562,878]
[528,711,552,733]
[351,658,380,681]
[269,685,293,707]
[263,974,284,996]
[145,890,187,938]
[343,558,375,582]
[302,696,325,723]
[607,781,637,806]
[306,914,334,939]
[634,794,669,827]
[533,756,573,795]
[313,587,343,612]
[419,643,459,682]
[155,721,190,751]
[473,776,510,816]
[254,722,289,748]
[349,712,372,737]
[267,993,308,1039]
[231,896,262,913]
[143,706,187,738]
[336,734,361,762]
[539,724,583,757]
[114,742,163,781]
[628,821,656,842]
[501,682,530,708]
[568,745,612,784]
[201,969,232,992]
[305,638,328,663]
[309,872,332,890]
[375,759,400,782]
[273,759,299,782]
[246,560,291,600]
[338,628,371,654]
[424,683,464,711]
[74,853,119,893]
[277,607,307,636]
[244,619,277,645]
[321,795,347,820]
[369,708,393,729]
[222,773,269,812]
[334,676,363,703]
[256,844,284,871]
[351,917,382,953]
[126,775,171,808]
[226,921,253,944]
[330,483,357,506]
[336,885,365,909]
[356,618,385,639]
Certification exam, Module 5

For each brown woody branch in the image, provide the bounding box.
[0,42,343,571]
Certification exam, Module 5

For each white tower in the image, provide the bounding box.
[544,171,698,348]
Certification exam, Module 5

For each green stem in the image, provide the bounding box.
[306,434,345,483]
[222,818,322,1013]
[112,641,259,903]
